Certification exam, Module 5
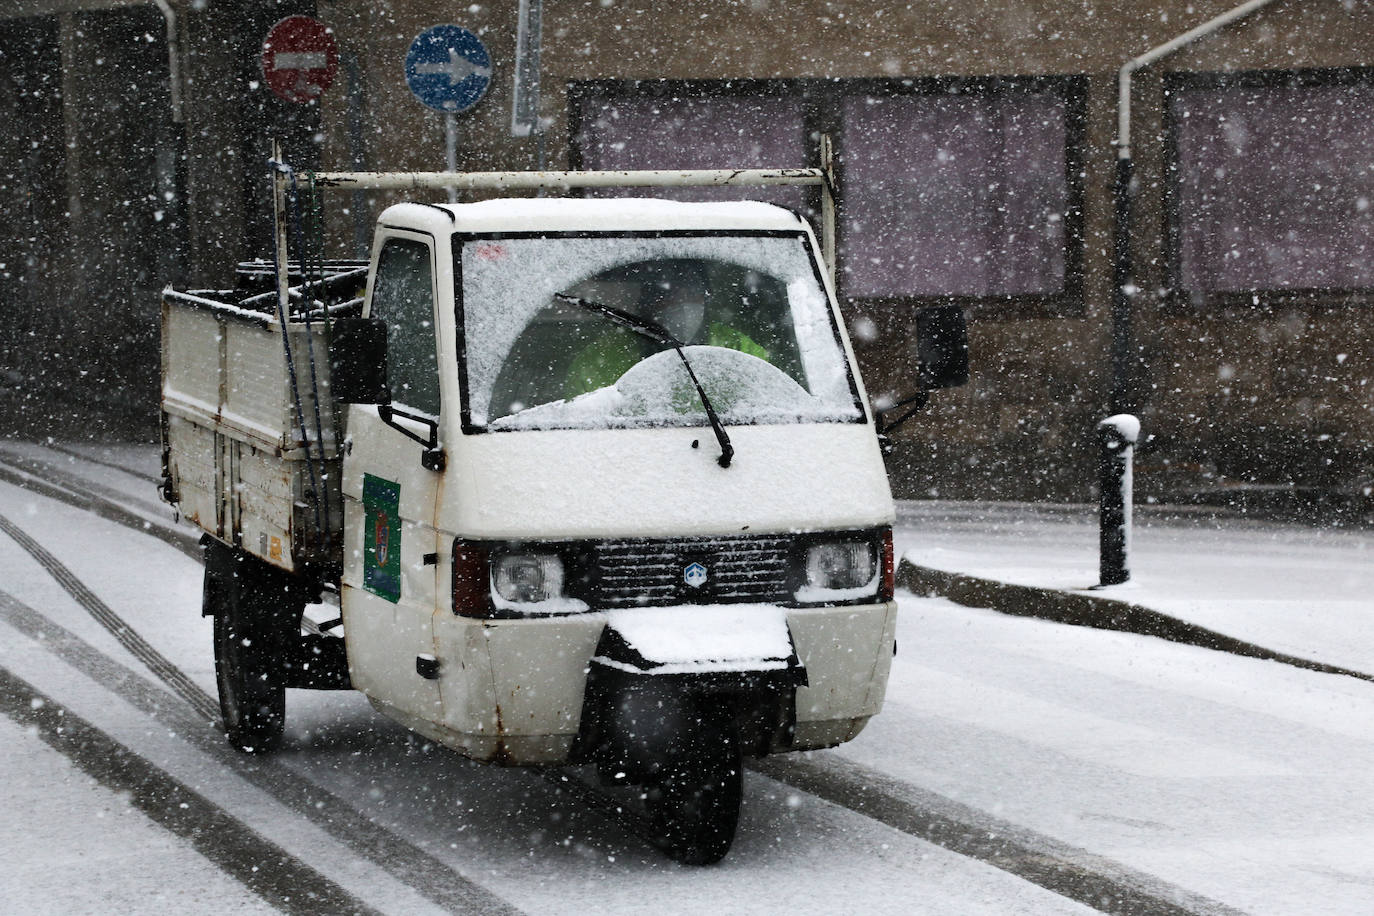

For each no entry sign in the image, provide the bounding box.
[261,16,339,104]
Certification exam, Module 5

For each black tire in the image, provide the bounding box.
[212,603,285,753]
[645,721,744,866]
[204,543,299,754]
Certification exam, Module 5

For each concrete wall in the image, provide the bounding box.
[2,0,1370,513]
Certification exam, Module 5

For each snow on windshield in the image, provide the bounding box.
[459,234,861,430]
[489,346,858,430]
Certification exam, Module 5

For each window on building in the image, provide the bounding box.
[1167,69,1374,304]
[840,84,1078,302]
[570,78,1083,315]
[571,82,809,211]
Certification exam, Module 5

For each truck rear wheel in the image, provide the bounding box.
[213,606,285,753]
[204,542,301,753]
[646,719,743,866]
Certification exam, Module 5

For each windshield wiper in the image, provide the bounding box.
[554,292,734,468]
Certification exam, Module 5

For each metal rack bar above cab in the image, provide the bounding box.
[267,156,839,300]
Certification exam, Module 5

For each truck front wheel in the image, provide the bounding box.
[645,717,743,866]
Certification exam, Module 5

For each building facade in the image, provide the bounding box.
[2,0,1371,509]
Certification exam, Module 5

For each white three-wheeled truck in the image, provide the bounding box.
[160,155,967,864]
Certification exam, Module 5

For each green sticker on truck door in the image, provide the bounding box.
[363,473,401,603]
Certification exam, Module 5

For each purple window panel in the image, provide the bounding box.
[1172,83,1374,295]
[575,93,808,209]
[841,91,1068,299]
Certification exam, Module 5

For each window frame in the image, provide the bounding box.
[367,230,442,417]
[451,228,868,436]
[1163,66,1374,312]
[568,76,1088,320]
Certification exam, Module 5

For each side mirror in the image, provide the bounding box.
[874,305,969,444]
[330,316,389,404]
[915,305,969,390]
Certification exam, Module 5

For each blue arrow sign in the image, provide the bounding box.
[405,25,492,113]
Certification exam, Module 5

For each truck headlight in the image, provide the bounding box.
[454,540,589,618]
[804,540,876,591]
[492,551,565,604]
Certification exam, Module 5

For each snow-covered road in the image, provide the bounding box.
[1,442,1371,915]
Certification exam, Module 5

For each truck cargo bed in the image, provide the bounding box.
[160,272,358,578]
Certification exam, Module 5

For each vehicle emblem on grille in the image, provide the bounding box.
[683,562,708,589]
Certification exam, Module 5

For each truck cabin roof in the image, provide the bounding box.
[376,197,810,237]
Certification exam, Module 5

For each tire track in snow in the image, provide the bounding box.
[538,769,670,853]
[0,508,220,722]
[0,589,524,916]
[43,440,162,485]
[0,451,200,560]
[0,663,381,916]
[751,754,1244,916]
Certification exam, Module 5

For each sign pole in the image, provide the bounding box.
[405,24,491,200]
[445,113,459,203]
[513,0,545,169]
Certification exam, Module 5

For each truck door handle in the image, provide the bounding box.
[416,654,441,680]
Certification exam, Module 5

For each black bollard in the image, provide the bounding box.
[1097,414,1139,586]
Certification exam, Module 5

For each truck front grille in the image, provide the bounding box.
[592,534,794,608]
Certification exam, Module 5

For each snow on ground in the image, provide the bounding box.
[0,438,162,500]
[854,595,1374,915]
[897,500,1374,674]
[0,716,278,916]
[2,444,1373,914]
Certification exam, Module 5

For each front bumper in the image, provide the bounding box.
[412,600,898,764]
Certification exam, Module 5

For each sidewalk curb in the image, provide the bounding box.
[897,559,1373,684]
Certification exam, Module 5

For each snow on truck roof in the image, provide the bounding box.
[378,197,810,235]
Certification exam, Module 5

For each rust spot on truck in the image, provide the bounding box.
[490,703,516,765]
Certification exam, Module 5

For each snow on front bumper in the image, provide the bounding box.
[426,600,898,764]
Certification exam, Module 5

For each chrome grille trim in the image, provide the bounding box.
[592,535,794,608]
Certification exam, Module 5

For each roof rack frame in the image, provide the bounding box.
[268,138,838,315]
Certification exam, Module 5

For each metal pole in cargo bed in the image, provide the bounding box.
[271,140,291,317]
[288,172,334,552]
[268,142,328,553]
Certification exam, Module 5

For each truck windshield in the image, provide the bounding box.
[457,232,864,432]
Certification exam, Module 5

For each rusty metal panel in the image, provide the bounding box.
[163,415,216,537]
[161,292,342,574]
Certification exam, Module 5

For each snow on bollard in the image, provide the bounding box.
[1097,414,1140,587]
